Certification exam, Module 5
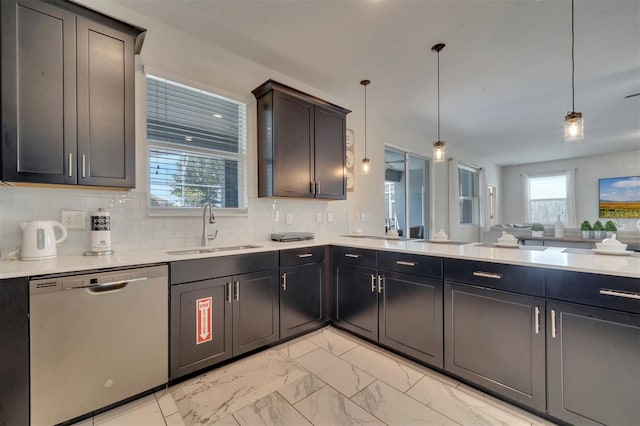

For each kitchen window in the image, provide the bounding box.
[458,165,479,225]
[527,173,567,224]
[146,74,247,214]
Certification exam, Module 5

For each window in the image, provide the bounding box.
[458,165,479,225]
[528,173,566,224]
[146,75,247,213]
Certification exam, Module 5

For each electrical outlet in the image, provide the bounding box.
[61,210,86,229]
[315,212,323,223]
[360,212,371,222]
[285,212,293,225]
[327,212,334,223]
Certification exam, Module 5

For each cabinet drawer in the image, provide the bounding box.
[332,246,377,268]
[444,258,543,297]
[546,269,640,314]
[170,252,279,285]
[280,246,325,267]
[379,251,441,279]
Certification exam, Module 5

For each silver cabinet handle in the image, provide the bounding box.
[297,253,313,258]
[344,253,360,258]
[370,274,376,293]
[234,281,240,301]
[68,153,73,177]
[282,273,287,290]
[316,181,320,194]
[551,309,557,338]
[534,306,540,335]
[599,289,640,300]
[226,282,232,303]
[82,155,86,178]
[473,271,503,280]
[310,182,314,194]
[377,275,384,294]
[396,260,416,267]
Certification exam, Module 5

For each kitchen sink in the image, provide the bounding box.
[415,240,471,245]
[166,244,262,255]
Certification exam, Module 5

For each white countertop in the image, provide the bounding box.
[1,237,638,280]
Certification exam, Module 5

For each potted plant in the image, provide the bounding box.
[604,221,617,238]
[531,223,544,238]
[580,220,592,239]
[592,220,605,239]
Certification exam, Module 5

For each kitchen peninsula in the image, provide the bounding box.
[1,237,638,425]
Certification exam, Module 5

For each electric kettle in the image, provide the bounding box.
[20,221,68,260]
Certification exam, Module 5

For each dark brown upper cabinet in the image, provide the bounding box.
[1,0,145,188]
[252,80,350,200]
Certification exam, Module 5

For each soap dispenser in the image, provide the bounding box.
[554,214,564,238]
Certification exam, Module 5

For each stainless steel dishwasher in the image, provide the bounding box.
[29,265,168,425]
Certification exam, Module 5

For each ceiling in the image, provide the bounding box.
[115,0,639,166]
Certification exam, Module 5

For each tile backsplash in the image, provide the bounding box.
[0,186,349,257]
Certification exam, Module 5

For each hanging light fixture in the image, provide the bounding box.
[431,43,446,162]
[564,0,583,142]
[360,79,371,175]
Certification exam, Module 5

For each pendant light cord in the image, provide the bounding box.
[571,0,575,112]
[437,49,441,141]
[364,84,367,157]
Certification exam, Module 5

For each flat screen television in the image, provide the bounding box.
[599,176,640,218]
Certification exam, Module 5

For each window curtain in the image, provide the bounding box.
[521,173,530,223]
[478,168,490,230]
[565,168,577,227]
[448,158,460,240]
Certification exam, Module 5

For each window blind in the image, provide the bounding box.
[146,75,247,211]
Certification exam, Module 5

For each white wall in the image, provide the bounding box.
[501,149,640,229]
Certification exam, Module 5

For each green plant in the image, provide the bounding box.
[593,220,604,231]
[580,220,592,231]
[604,221,617,231]
[531,223,544,231]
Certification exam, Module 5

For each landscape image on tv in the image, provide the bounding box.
[599,176,640,218]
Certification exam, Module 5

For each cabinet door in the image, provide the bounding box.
[547,301,640,426]
[170,278,232,380]
[233,270,280,356]
[280,263,324,339]
[1,0,76,184]
[445,282,546,411]
[334,263,378,341]
[272,91,314,197]
[379,271,443,367]
[313,105,346,199]
[76,17,135,187]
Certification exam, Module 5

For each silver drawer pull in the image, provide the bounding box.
[68,153,73,177]
[345,253,361,258]
[551,309,557,338]
[599,289,640,300]
[82,155,86,178]
[370,274,376,293]
[473,271,502,280]
[282,273,287,291]
[297,253,313,258]
[396,260,416,267]
[534,306,540,335]
[226,282,232,303]
[378,275,384,294]
[234,281,240,301]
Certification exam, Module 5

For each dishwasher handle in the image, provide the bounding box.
[65,277,148,292]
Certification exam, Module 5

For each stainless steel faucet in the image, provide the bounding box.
[201,203,218,246]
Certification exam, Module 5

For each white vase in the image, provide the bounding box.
[532,230,544,237]
[554,215,564,238]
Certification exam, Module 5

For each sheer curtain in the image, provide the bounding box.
[448,158,460,240]
[478,168,490,230]
[565,168,577,227]
[521,173,530,223]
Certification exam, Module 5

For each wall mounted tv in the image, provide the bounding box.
[599,176,640,218]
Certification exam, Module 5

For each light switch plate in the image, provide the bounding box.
[315,212,323,223]
[285,212,293,225]
[327,212,334,223]
[61,210,86,229]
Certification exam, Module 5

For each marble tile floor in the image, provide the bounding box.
[73,326,554,426]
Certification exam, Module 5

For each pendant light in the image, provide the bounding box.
[360,79,371,175]
[432,43,446,162]
[564,0,583,142]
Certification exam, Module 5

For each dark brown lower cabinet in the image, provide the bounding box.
[280,262,324,339]
[334,263,379,341]
[379,271,443,367]
[170,269,279,380]
[546,300,640,426]
[444,282,546,412]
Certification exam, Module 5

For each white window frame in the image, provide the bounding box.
[458,164,479,226]
[145,71,248,216]
[526,172,567,225]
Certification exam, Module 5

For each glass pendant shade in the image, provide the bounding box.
[361,157,371,175]
[433,141,445,163]
[564,112,583,142]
